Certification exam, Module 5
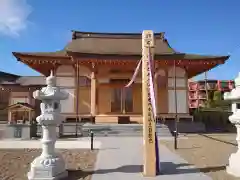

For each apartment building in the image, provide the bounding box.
[188,79,235,109]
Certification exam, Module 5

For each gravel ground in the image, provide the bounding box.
[160,133,239,180]
[0,149,98,180]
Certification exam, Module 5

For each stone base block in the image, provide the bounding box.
[28,155,68,180]
[28,171,67,180]
[226,152,240,177]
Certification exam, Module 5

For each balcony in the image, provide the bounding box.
[207,83,216,90]
[189,92,198,99]
[198,84,206,90]
[188,82,198,91]
[189,100,198,108]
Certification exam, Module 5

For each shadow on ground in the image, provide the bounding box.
[65,162,226,179]
[177,146,201,149]
[198,133,237,146]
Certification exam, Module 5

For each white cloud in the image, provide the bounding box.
[0,0,32,37]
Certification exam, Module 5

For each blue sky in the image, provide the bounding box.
[0,0,240,80]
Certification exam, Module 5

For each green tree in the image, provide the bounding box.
[203,90,222,108]
[213,90,222,102]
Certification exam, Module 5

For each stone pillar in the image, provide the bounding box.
[224,72,240,177]
[90,71,96,116]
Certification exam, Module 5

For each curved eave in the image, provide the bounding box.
[12,51,229,63]
[66,51,230,61]
[12,52,71,61]
[12,52,71,76]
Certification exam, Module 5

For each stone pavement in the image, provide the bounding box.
[0,139,102,149]
[92,137,212,180]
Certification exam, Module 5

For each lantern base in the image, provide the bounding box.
[28,155,68,180]
[226,151,240,177]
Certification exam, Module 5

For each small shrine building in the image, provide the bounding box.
[11,31,229,123]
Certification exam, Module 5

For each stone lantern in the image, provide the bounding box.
[28,71,69,180]
[224,72,240,177]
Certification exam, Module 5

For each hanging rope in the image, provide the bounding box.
[124,47,157,119]
[125,58,142,88]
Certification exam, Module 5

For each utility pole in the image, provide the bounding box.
[204,71,209,102]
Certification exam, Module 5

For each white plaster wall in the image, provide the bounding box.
[16,76,45,85]
[168,67,186,78]
[168,90,188,113]
[168,78,186,88]
[10,92,29,97]
[56,65,74,76]
[56,77,75,87]
[11,97,29,105]
[60,88,75,113]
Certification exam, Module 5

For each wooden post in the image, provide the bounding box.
[90,71,96,116]
[75,62,80,136]
[154,73,158,118]
[29,110,31,123]
[9,111,12,124]
[142,30,156,177]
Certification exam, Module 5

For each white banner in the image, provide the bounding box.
[147,48,156,119]
[125,59,142,88]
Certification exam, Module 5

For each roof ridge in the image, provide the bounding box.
[71,30,165,40]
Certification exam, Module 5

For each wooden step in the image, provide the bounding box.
[130,116,142,123]
[95,116,118,123]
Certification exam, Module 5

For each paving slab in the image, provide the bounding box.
[92,137,211,180]
[0,139,101,149]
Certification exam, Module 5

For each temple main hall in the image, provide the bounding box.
[1,31,229,124]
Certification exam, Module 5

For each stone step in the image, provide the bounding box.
[81,132,171,137]
[82,123,168,129]
[36,123,172,137]
[81,123,172,137]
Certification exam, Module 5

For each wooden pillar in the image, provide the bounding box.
[75,62,80,122]
[90,71,96,116]
[154,73,158,116]
[8,111,12,124]
[142,30,156,177]
[29,110,31,123]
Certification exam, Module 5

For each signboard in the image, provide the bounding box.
[142,30,157,176]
